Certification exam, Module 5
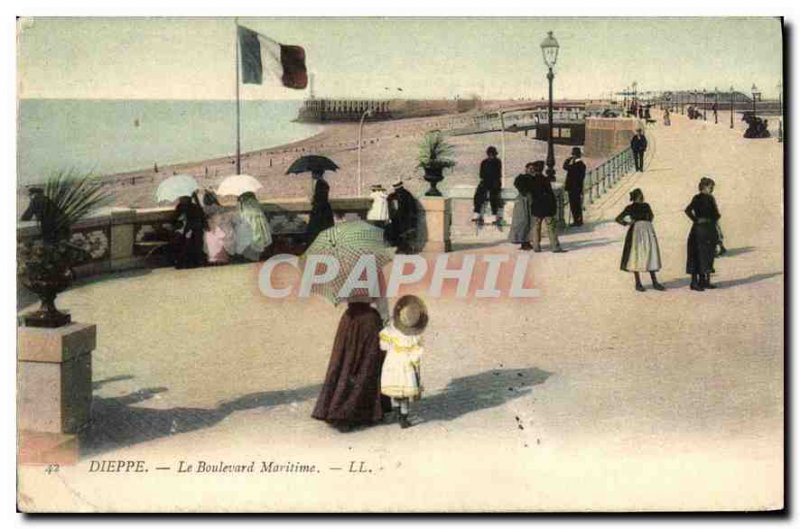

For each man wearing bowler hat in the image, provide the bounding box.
[387,181,418,254]
[562,147,587,227]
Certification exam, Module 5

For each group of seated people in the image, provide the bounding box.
[168,179,421,270]
[169,190,275,269]
[743,115,771,139]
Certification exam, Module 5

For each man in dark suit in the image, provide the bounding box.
[529,161,565,253]
[562,147,587,226]
[472,146,503,225]
[630,128,648,172]
[387,181,418,254]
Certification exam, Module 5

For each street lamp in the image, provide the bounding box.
[540,30,560,179]
[357,108,373,196]
[730,86,735,129]
[778,81,783,143]
[751,83,760,119]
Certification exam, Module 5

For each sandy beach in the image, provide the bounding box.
[17,107,604,212]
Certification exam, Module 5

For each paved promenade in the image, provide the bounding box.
[18,114,784,512]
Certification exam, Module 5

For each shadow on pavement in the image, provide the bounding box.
[81,382,321,457]
[719,246,756,257]
[661,270,782,290]
[415,367,552,424]
[565,237,616,252]
[715,271,783,289]
[92,375,135,391]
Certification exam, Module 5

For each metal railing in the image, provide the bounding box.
[559,146,635,225]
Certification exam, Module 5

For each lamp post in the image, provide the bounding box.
[778,81,783,143]
[540,31,560,179]
[730,86,735,129]
[357,108,373,196]
[751,83,760,119]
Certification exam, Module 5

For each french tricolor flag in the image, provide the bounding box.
[237,25,308,89]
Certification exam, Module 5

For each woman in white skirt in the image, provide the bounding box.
[615,188,665,292]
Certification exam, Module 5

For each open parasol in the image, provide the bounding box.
[155,174,199,203]
[286,155,339,175]
[216,174,263,196]
[301,220,394,305]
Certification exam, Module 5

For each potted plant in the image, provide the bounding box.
[19,171,111,328]
[417,131,456,197]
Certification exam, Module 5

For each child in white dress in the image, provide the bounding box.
[367,184,389,228]
[380,295,428,428]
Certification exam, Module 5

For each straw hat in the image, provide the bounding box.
[392,295,428,335]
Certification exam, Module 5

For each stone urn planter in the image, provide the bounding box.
[20,246,75,328]
[422,166,445,197]
[417,132,455,198]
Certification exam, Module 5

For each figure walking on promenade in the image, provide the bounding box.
[631,128,648,172]
[563,147,587,227]
[663,108,671,126]
[233,192,272,262]
[386,181,419,254]
[685,177,721,291]
[312,297,392,432]
[380,295,428,429]
[472,146,504,226]
[307,170,335,244]
[529,160,565,253]
[508,162,535,250]
[173,191,207,269]
[615,189,664,292]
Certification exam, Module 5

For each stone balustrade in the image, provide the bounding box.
[16,197,374,278]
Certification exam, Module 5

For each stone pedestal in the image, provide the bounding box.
[418,196,452,253]
[18,323,96,434]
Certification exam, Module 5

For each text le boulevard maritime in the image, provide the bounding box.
[87,459,376,474]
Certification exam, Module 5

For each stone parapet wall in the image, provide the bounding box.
[584,117,641,158]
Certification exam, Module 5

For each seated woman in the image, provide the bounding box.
[233,192,273,262]
[202,190,235,265]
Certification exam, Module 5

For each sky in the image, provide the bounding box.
[17,17,784,101]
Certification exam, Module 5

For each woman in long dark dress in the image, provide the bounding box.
[312,299,391,431]
[508,162,535,250]
[306,171,335,243]
[173,192,207,269]
[685,177,721,291]
[615,188,664,292]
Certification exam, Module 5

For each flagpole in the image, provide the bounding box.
[235,18,242,175]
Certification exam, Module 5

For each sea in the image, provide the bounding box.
[17,99,321,186]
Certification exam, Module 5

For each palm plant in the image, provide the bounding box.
[417,132,456,171]
[417,132,456,196]
[20,170,112,327]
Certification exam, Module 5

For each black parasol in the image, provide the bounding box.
[285,155,340,175]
